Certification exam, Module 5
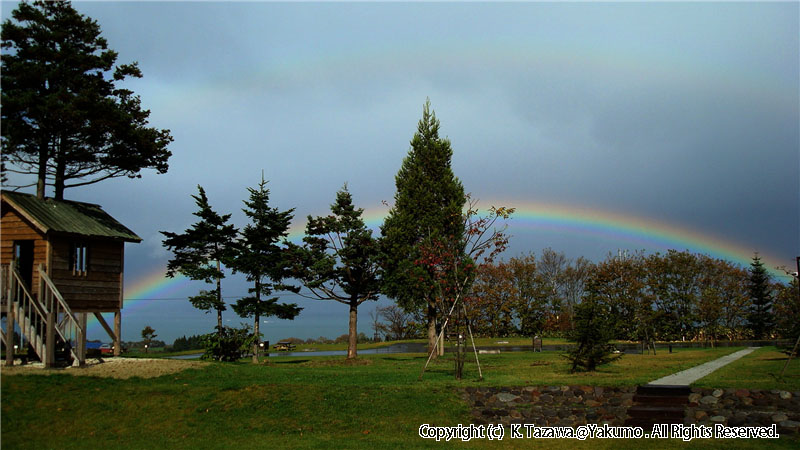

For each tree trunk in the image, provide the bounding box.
[253,311,260,364]
[427,300,438,358]
[216,260,223,333]
[37,140,48,199]
[253,280,261,364]
[54,154,65,200]
[347,300,358,359]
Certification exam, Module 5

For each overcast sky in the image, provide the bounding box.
[2,1,798,343]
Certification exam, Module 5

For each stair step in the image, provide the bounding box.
[637,384,691,396]
[627,405,685,419]
[633,394,689,405]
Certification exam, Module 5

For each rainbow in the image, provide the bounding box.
[289,200,789,278]
[493,199,788,277]
[88,199,789,337]
[86,267,191,338]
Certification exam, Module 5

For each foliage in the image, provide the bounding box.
[334,333,371,344]
[747,254,775,339]
[696,256,750,342]
[290,186,381,359]
[381,99,466,351]
[1,0,172,199]
[229,176,301,362]
[453,249,790,342]
[564,299,622,372]
[171,334,205,352]
[468,261,517,337]
[200,325,256,362]
[774,278,800,339]
[376,304,422,341]
[161,186,237,335]
[141,326,157,352]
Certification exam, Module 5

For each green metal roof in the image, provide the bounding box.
[1,191,142,242]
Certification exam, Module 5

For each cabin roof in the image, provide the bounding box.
[1,191,142,243]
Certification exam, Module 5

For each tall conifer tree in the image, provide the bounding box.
[230,177,301,363]
[381,99,466,354]
[290,186,381,359]
[1,1,172,199]
[747,254,774,339]
[161,186,237,338]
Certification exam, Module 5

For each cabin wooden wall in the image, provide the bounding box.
[0,207,47,294]
[50,237,123,312]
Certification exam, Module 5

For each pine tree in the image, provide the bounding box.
[1,1,172,199]
[564,299,622,372]
[747,254,774,339]
[381,99,466,354]
[161,186,237,339]
[290,186,381,359]
[229,177,301,363]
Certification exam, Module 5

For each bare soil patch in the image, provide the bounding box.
[0,357,208,379]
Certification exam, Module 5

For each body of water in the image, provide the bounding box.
[165,339,790,360]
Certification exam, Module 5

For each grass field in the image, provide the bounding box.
[2,347,798,449]
[693,346,800,390]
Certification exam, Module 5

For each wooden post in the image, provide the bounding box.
[5,302,14,367]
[45,309,55,368]
[78,313,87,367]
[114,311,121,357]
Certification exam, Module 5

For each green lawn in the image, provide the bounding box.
[2,348,798,449]
[693,346,800,390]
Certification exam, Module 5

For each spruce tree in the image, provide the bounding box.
[747,254,774,339]
[1,1,172,199]
[161,186,237,338]
[229,177,301,363]
[564,299,622,372]
[381,99,466,354]
[290,186,381,359]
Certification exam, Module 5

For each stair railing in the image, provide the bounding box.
[38,265,83,366]
[3,264,48,362]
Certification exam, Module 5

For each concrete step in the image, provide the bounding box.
[632,394,689,405]
[636,384,691,396]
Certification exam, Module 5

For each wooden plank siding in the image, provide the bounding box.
[2,207,125,312]
[49,237,123,312]
[1,208,47,296]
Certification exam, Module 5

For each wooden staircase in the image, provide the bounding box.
[625,384,690,428]
[1,264,85,367]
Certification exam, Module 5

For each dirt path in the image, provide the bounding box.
[0,357,208,379]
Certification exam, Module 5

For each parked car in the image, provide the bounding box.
[100,343,113,355]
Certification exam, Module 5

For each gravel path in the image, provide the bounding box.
[0,357,208,379]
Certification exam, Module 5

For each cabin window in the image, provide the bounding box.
[70,243,89,275]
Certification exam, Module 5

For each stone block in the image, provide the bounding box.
[735,389,750,398]
[700,396,719,405]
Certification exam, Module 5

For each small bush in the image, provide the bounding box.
[201,326,256,362]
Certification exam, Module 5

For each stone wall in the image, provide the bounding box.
[464,386,635,428]
[463,386,800,434]
[688,388,800,434]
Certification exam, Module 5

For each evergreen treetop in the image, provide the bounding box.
[381,99,466,311]
[747,254,774,339]
[1,0,172,199]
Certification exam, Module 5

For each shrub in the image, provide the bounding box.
[201,326,256,362]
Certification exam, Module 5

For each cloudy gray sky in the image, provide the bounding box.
[3,1,798,343]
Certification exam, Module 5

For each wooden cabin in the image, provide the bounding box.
[1,191,141,367]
